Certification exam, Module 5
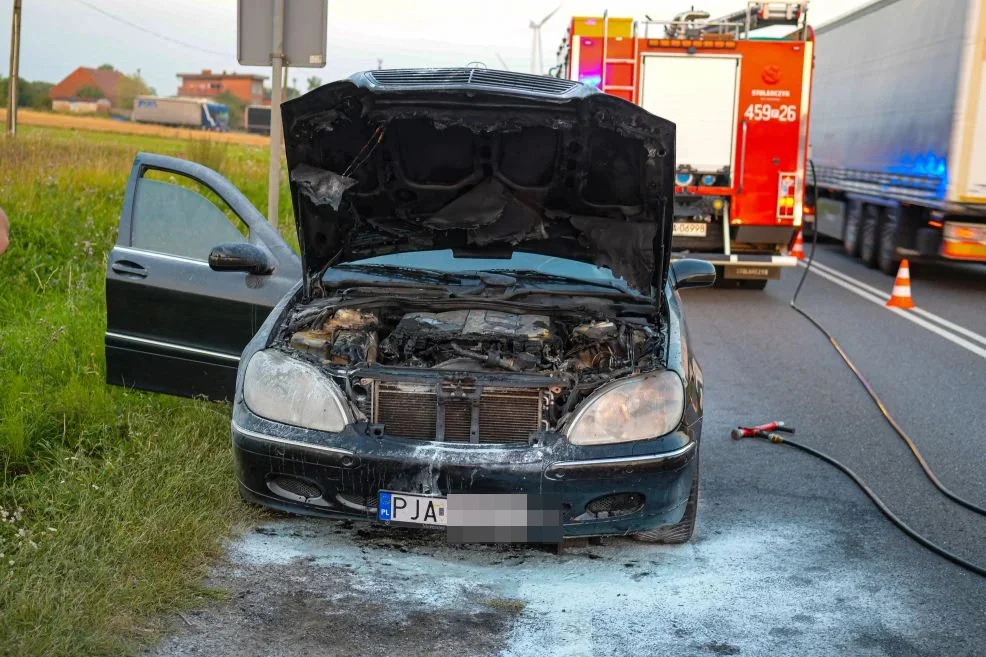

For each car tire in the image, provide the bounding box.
[738,279,768,290]
[843,202,862,257]
[633,453,699,544]
[877,208,901,275]
[859,204,881,268]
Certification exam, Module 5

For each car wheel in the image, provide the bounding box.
[633,453,699,544]
[843,202,862,257]
[877,208,901,275]
[859,204,880,267]
[738,279,768,290]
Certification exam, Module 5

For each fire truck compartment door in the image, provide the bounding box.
[639,55,739,173]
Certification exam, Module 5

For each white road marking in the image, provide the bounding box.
[798,261,986,360]
[803,260,986,347]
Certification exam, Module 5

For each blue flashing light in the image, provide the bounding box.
[676,172,694,186]
[700,174,717,186]
[885,150,949,200]
[579,74,602,88]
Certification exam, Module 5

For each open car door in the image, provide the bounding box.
[105,153,301,400]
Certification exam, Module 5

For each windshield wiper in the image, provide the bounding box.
[331,264,478,284]
[490,270,650,300]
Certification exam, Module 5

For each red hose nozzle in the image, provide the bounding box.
[732,421,795,440]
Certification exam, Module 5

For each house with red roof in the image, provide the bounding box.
[49,67,123,114]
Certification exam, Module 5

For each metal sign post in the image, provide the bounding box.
[238,0,328,226]
[267,0,285,227]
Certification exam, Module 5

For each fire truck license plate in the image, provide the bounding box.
[673,222,707,237]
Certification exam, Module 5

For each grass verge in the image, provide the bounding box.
[0,127,292,655]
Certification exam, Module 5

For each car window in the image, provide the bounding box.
[130,172,247,261]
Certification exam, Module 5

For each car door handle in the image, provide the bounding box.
[111,260,148,278]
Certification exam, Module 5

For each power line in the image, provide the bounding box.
[69,0,229,57]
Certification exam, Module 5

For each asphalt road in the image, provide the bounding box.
[147,245,986,657]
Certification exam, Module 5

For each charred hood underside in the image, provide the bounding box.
[280,69,676,293]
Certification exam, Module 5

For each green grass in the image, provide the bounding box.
[0,128,295,655]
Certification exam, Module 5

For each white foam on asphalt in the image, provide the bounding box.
[231,514,921,657]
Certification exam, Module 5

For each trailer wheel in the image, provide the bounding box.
[843,202,862,257]
[877,207,901,275]
[859,204,880,268]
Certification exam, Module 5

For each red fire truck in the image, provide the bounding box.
[555,2,814,288]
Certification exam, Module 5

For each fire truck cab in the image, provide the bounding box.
[555,2,814,288]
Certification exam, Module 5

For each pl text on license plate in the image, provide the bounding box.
[378,491,447,526]
[673,222,707,237]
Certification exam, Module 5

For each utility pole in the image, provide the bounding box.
[281,62,289,98]
[6,0,23,136]
[267,0,284,226]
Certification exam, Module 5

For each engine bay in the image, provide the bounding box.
[277,299,665,441]
[284,306,661,376]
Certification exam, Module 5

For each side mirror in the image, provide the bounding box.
[208,243,275,275]
[671,259,716,290]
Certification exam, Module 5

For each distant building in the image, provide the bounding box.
[177,70,267,106]
[49,66,123,113]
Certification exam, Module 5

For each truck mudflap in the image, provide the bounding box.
[670,253,798,280]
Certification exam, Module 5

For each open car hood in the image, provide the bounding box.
[281,68,675,294]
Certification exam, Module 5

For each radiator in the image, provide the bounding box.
[371,381,542,444]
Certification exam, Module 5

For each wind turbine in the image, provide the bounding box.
[529,5,561,74]
[495,52,511,71]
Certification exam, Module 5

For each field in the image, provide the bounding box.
[0,108,269,145]
[0,127,294,656]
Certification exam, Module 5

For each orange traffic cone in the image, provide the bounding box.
[886,259,916,309]
[791,229,805,260]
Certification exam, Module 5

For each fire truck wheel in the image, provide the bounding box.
[712,266,728,288]
[859,203,881,268]
[738,279,768,290]
[843,202,862,257]
[877,208,901,275]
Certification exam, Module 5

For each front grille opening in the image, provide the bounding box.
[371,381,542,445]
[585,493,646,518]
[336,491,378,512]
[267,475,326,505]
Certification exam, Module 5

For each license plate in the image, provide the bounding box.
[726,265,777,279]
[673,222,708,237]
[378,491,447,527]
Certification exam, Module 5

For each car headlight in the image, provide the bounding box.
[243,349,350,432]
[566,371,684,445]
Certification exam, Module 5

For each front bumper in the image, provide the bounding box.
[671,253,798,268]
[671,253,798,280]
[231,409,699,538]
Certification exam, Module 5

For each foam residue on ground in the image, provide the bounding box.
[147,505,929,657]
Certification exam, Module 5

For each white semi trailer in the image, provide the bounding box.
[810,0,986,273]
[132,96,229,131]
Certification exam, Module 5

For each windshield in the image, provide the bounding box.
[335,250,651,294]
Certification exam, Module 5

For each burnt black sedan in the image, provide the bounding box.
[104,69,713,543]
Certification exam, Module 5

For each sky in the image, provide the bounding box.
[1,0,870,95]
